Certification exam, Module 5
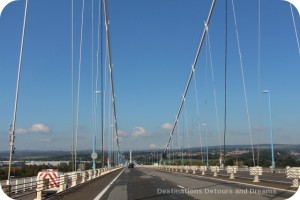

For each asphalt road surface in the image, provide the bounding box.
[11,167,297,200]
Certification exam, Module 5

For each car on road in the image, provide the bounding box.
[128,163,134,168]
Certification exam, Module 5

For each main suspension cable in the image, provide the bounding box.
[163,0,216,157]
[103,0,120,159]
[290,3,300,54]
[7,0,29,185]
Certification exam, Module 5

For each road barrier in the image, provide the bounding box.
[199,166,207,176]
[250,166,263,182]
[34,179,49,200]
[286,167,300,187]
[226,166,238,179]
[57,175,67,193]
[0,166,122,200]
[143,164,295,187]
[210,166,220,177]
[192,166,197,174]
[185,166,189,173]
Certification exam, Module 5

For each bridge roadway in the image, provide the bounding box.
[29,167,296,200]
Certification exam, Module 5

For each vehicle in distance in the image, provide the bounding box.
[128,163,134,168]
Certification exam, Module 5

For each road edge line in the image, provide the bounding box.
[93,168,125,200]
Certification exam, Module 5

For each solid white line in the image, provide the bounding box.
[177,185,185,189]
[93,168,125,200]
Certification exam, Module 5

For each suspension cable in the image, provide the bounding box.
[193,73,204,164]
[257,0,261,166]
[223,0,228,166]
[231,0,256,166]
[103,0,120,160]
[92,0,95,138]
[100,0,105,168]
[290,3,300,54]
[163,0,216,156]
[7,0,29,185]
[183,101,191,165]
[96,0,105,168]
[71,0,75,172]
[75,0,85,171]
[91,0,97,171]
[207,30,222,157]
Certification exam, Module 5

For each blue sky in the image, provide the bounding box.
[0,0,299,152]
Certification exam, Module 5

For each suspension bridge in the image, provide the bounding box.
[0,0,299,199]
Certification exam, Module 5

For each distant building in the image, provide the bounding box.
[290,151,300,156]
[227,149,250,156]
[25,161,69,166]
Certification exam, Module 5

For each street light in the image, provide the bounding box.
[262,90,275,172]
[91,90,102,170]
[202,124,209,168]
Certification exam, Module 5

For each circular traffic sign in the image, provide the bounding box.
[91,152,98,159]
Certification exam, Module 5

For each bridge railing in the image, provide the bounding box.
[0,176,37,194]
[286,167,300,187]
[0,166,123,199]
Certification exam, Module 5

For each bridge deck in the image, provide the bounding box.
[9,167,298,200]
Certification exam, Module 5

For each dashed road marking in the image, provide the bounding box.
[177,185,185,189]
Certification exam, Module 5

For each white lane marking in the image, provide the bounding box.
[177,185,185,189]
[170,171,296,193]
[93,168,125,200]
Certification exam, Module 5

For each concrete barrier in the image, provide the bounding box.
[211,166,220,177]
[34,179,49,200]
[71,172,79,187]
[250,166,262,182]
[192,166,197,174]
[227,166,238,179]
[87,170,92,181]
[180,165,184,173]
[199,166,207,176]
[97,169,101,177]
[286,167,300,187]
[57,175,67,193]
[81,172,86,184]
[185,166,189,173]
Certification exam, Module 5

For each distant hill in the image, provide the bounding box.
[0,144,299,161]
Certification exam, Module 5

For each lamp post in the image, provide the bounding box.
[202,124,209,168]
[262,90,275,172]
[91,91,101,171]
